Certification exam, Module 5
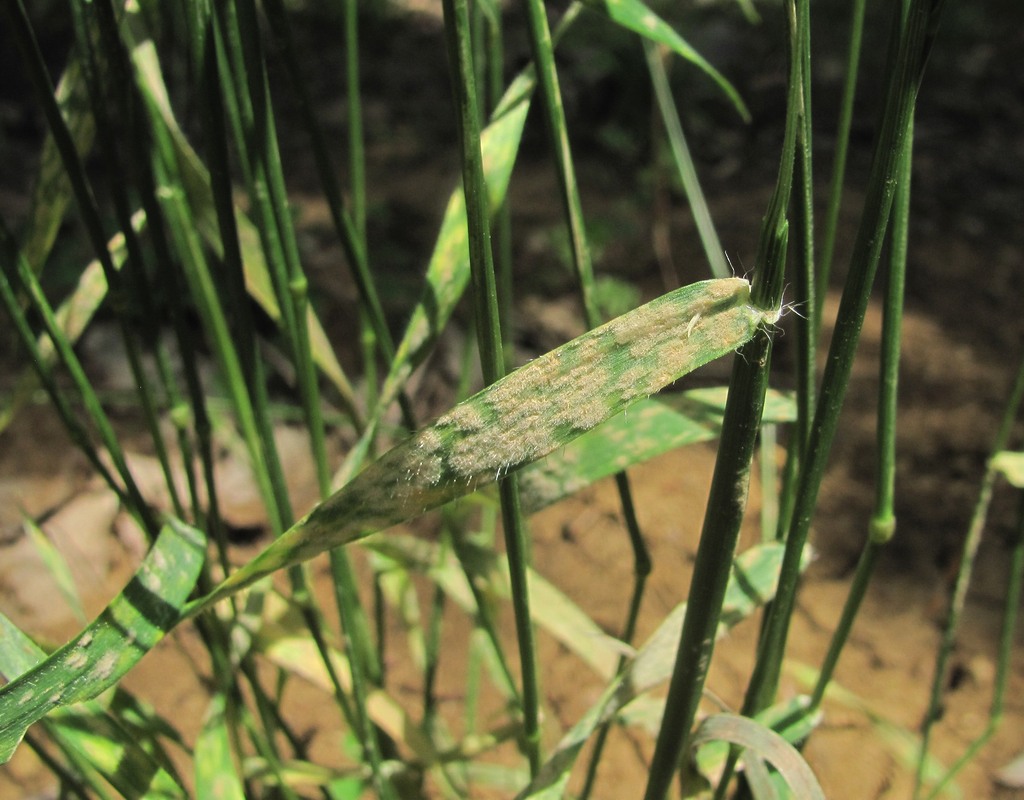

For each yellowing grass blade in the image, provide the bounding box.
[130,41,358,418]
[992,451,1024,488]
[332,73,534,488]
[366,534,626,680]
[692,713,826,800]
[191,278,777,614]
[0,518,206,764]
[517,541,808,799]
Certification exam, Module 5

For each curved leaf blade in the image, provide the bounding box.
[692,713,826,800]
[582,0,750,121]
[0,519,206,764]
[992,450,1024,488]
[193,278,775,612]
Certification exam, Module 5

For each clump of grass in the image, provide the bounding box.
[3,0,1018,798]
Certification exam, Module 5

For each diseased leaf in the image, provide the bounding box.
[0,617,187,798]
[193,278,777,613]
[582,0,750,121]
[519,388,796,513]
[332,71,535,488]
[0,518,206,764]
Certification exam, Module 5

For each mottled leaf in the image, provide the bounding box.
[194,278,777,612]
[519,388,796,513]
[0,617,186,798]
[0,518,206,764]
[333,73,535,487]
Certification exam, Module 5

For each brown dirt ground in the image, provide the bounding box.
[2,2,1024,799]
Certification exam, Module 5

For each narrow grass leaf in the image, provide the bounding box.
[0,614,185,797]
[519,388,796,513]
[691,714,826,800]
[581,0,750,121]
[130,41,357,413]
[48,711,186,798]
[21,56,95,271]
[366,87,533,428]
[0,212,144,433]
[195,694,246,800]
[21,514,87,624]
[365,534,626,679]
[196,278,774,611]
[517,541,805,799]
[0,518,206,764]
[254,600,439,765]
[694,697,822,788]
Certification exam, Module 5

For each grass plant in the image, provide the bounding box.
[0,0,1019,798]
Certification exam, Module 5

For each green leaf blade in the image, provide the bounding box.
[583,0,750,121]
[195,695,246,800]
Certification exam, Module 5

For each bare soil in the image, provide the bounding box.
[2,2,1023,798]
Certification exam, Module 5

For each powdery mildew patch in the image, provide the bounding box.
[205,278,779,607]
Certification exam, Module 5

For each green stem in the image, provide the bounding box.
[649,2,801,795]
[915,355,1024,797]
[923,491,1024,799]
[818,0,868,321]
[441,0,541,775]
[73,0,191,521]
[791,0,816,455]
[810,125,911,714]
[519,4,657,782]
[644,57,794,795]
[4,0,159,534]
[743,0,944,718]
